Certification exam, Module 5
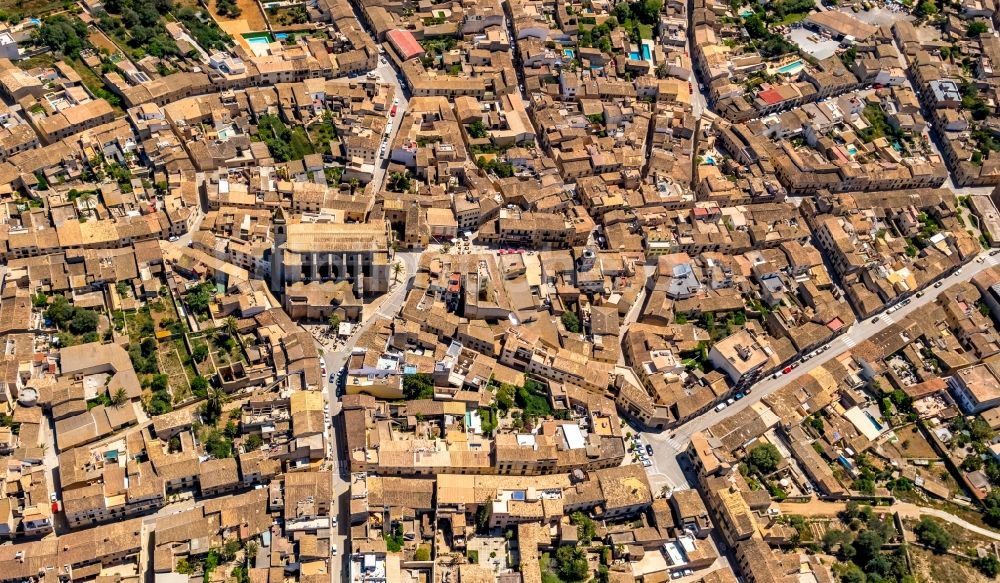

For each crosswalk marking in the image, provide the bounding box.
[842,336,857,348]
[664,437,685,451]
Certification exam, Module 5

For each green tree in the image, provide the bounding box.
[175,557,194,574]
[403,373,435,400]
[150,374,170,393]
[204,430,233,458]
[467,120,488,139]
[748,443,781,474]
[913,517,952,553]
[328,313,341,330]
[968,21,989,36]
[853,529,885,567]
[192,342,209,363]
[31,293,48,308]
[388,171,412,192]
[37,15,90,58]
[496,383,516,411]
[190,375,209,398]
[68,309,99,334]
[222,315,239,337]
[414,546,431,561]
[972,415,995,441]
[917,0,937,15]
[555,546,589,581]
[244,433,263,452]
[974,554,1000,578]
[111,387,129,407]
[476,502,492,532]
[45,295,74,327]
[839,564,865,583]
[561,310,581,333]
[222,538,241,561]
[202,387,225,423]
[570,511,596,545]
[961,455,984,472]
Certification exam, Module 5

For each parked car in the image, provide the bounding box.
[645,444,653,456]
[934,281,943,288]
[331,544,338,556]
[642,459,653,468]
[715,402,727,412]
[735,392,745,400]
[871,317,880,323]
[782,366,792,374]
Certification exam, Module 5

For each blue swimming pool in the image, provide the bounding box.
[777,59,804,75]
[864,411,883,432]
[628,44,652,62]
[564,48,575,59]
[739,7,754,16]
[846,145,857,155]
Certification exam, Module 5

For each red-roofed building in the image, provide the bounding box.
[757,88,784,106]
[387,29,425,61]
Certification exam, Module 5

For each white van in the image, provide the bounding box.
[715,402,727,412]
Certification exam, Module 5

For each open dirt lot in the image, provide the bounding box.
[911,547,991,583]
[207,0,268,38]
[88,30,121,54]
[884,425,940,459]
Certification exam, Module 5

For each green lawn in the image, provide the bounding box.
[0,0,68,18]
[255,114,315,161]
[777,12,808,24]
[637,23,653,39]
[67,58,124,113]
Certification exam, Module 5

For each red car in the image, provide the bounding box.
[390,104,398,117]
[782,366,792,374]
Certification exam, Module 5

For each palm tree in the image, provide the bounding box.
[111,387,129,407]
[349,178,360,194]
[205,387,226,423]
[245,541,258,562]
[392,261,403,283]
[78,191,95,217]
[222,315,238,338]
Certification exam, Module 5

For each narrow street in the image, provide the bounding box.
[640,249,1000,492]
[321,250,417,583]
